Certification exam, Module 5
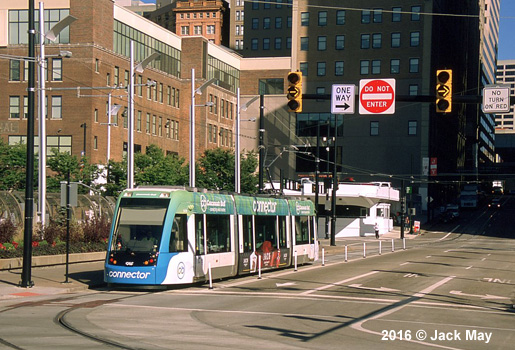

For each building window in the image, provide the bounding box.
[252,18,258,29]
[275,17,282,29]
[137,111,142,131]
[181,26,189,35]
[251,38,258,50]
[152,115,156,135]
[360,60,369,75]
[46,135,72,155]
[301,12,309,26]
[137,75,143,97]
[317,62,326,76]
[194,26,202,35]
[336,10,346,25]
[362,10,371,24]
[263,17,271,29]
[264,0,271,9]
[410,32,420,47]
[409,84,419,96]
[408,121,417,135]
[392,7,402,22]
[335,35,345,50]
[301,37,309,51]
[391,32,401,48]
[300,62,308,76]
[361,34,370,49]
[411,6,421,21]
[114,66,119,86]
[286,37,292,49]
[95,58,99,72]
[316,87,325,95]
[409,58,420,73]
[373,9,383,23]
[51,96,62,119]
[263,38,270,50]
[372,60,381,74]
[158,116,162,137]
[206,25,215,34]
[372,33,382,48]
[287,16,292,28]
[9,60,21,81]
[146,113,150,134]
[274,37,282,50]
[390,59,400,74]
[94,136,98,150]
[9,96,20,119]
[370,121,379,136]
[23,96,28,119]
[9,9,70,45]
[317,36,327,50]
[335,61,344,76]
[318,11,327,26]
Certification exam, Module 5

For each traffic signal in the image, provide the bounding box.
[436,69,452,113]
[287,71,302,113]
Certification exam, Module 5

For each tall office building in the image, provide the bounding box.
[244,0,499,212]
[495,60,515,131]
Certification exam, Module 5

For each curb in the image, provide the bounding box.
[0,251,106,271]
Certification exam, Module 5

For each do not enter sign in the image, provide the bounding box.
[359,79,396,114]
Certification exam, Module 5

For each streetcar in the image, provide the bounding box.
[104,186,318,286]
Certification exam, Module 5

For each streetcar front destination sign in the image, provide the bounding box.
[482,86,510,114]
[359,78,396,115]
[331,84,355,114]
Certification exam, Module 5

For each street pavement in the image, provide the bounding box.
[0,227,423,300]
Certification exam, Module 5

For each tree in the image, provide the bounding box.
[46,151,97,193]
[135,146,188,186]
[0,139,27,190]
[197,148,258,193]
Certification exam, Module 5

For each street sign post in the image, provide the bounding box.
[482,86,510,114]
[331,84,355,114]
[359,79,396,114]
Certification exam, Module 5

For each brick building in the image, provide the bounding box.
[0,0,251,168]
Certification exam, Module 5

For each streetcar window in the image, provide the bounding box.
[195,215,204,255]
[206,215,230,253]
[170,214,187,252]
[279,216,287,248]
[111,198,168,253]
[242,215,253,253]
[295,216,310,245]
[255,216,277,250]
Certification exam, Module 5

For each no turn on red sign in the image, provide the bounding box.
[359,79,396,114]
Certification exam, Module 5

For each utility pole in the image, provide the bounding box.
[258,94,265,193]
[20,0,36,288]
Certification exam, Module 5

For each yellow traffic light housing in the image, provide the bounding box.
[287,71,302,113]
[436,69,452,113]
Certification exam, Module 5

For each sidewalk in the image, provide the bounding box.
[0,260,105,300]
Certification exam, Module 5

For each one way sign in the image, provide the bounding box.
[331,84,355,114]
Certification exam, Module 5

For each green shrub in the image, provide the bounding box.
[0,217,17,243]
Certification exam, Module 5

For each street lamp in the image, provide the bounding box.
[105,95,122,163]
[37,2,76,227]
[128,40,160,189]
[189,68,216,188]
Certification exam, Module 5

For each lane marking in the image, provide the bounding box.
[348,284,400,293]
[440,225,460,240]
[351,276,461,350]
[300,270,379,295]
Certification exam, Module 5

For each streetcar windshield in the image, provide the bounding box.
[111,197,169,253]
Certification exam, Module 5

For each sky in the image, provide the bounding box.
[499,0,515,60]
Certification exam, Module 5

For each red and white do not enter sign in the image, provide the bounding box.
[359,79,396,114]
